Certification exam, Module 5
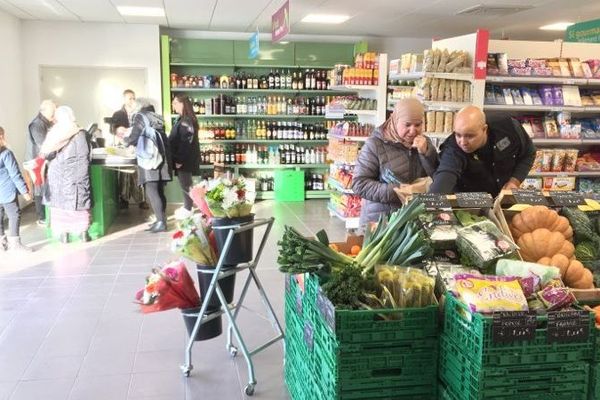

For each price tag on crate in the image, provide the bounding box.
[413,193,452,209]
[317,287,336,334]
[455,192,493,208]
[512,189,549,206]
[547,310,590,343]
[550,191,586,207]
[285,274,291,294]
[492,311,537,343]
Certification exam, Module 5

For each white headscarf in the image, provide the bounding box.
[41,106,80,155]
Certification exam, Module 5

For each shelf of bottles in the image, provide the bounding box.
[252,171,328,200]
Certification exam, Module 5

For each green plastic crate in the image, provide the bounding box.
[590,363,600,400]
[440,335,589,400]
[274,170,304,202]
[443,293,595,368]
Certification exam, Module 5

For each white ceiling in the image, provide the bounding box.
[1,0,599,41]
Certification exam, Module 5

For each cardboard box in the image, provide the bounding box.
[543,176,577,191]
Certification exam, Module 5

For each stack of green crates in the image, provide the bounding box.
[440,293,595,400]
[284,273,439,400]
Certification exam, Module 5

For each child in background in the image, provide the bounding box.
[0,126,33,252]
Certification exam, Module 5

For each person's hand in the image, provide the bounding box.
[23,193,32,202]
[175,163,183,169]
[393,186,410,203]
[502,178,521,191]
[411,135,428,155]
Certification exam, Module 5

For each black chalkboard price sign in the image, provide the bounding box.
[547,310,590,343]
[492,311,537,344]
[550,191,586,207]
[512,189,549,206]
[413,193,452,209]
[455,192,493,208]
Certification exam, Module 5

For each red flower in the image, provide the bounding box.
[172,231,184,239]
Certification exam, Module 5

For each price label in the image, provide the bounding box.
[565,79,576,85]
[512,189,549,206]
[325,102,345,119]
[285,274,291,293]
[492,311,537,344]
[547,310,590,343]
[413,193,452,209]
[550,191,586,207]
[550,107,562,112]
[455,192,493,208]
[317,287,336,334]
[303,321,314,351]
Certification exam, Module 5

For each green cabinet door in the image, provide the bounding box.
[170,38,234,65]
[294,42,354,67]
[233,40,295,67]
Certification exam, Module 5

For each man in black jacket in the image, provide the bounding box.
[111,89,149,210]
[429,106,536,197]
[26,99,56,225]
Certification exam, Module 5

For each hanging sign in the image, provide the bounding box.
[566,19,600,43]
[249,30,260,59]
[272,0,290,43]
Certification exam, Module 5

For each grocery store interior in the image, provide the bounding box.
[3,1,600,400]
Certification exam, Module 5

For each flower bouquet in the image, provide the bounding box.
[191,177,255,218]
[171,213,218,266]
[135,261,200,313]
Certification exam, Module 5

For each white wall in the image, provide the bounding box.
[0,9,23,163]
[368,37,431,60]
[21,21,161,150]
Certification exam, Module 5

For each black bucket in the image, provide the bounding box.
[212,214,254,265]
[181,307,222,341]
[197,265,236,307]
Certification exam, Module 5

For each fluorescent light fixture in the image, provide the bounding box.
[117,6,165,17]
[301,14,350,24]
[539,22,574,31]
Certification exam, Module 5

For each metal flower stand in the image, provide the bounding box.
[181,217,284,396]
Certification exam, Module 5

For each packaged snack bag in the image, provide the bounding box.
[453,274,529,313]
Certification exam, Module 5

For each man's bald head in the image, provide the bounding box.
[453,105,488,154]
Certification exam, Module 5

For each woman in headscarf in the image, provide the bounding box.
[352,98,439,225]
[41,106,92,243]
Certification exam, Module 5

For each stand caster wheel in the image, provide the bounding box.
[245,383,255,396]
[229,345,238,357]
[180,364,193,377]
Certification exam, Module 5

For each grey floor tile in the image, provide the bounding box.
[128,370,185,399]
[22,355,84,380]
[9,378,75,400]
[0,382,16,400]
[132,350,183,373]
[0,355,35,382]
[78,350,135,376]
[68,374,130,400]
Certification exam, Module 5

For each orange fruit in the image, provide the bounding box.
[329,243,340,252]
[350,245,361,256]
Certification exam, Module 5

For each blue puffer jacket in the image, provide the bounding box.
[0,147,28,204]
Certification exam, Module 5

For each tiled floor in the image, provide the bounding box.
[0,199,346,400]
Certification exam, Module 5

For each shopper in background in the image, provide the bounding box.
[429,105,536,197]
[0,127,33,252]
[120,99,172,233]
[111,89,149,211]
[169,94,200,212]
[352,98,438,225]
[26,99,56,226]
[41,106,92,243]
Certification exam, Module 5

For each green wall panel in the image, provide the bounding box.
[294,42,354,67]
[170,38,234,64]
[233,40,295,66]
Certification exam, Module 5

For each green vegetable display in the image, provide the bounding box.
[321,264,369,310]
[575,241,598,262]
[561,207,600,245]
[277,226,353,275]
[454,210,488,226]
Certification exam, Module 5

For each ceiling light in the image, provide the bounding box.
[539,22,574,31]
[301,14,350,24]
[117,6,165,17]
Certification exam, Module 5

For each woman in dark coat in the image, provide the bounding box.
[168,94,200,211]
[121,101,172,233]
[41,106,92,242]
[352,98,438,226]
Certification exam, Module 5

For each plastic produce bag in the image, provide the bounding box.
[456,220,518,272]
[453,274,528,313]
[375,265,436,309]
